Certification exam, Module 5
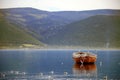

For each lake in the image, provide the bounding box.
[0,49,120,80]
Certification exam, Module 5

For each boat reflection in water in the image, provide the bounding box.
[73,63,97,79]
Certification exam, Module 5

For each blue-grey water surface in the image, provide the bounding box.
[0,49,120,80]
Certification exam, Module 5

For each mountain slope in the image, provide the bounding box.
[0,18,44,48]
[53,9,120,21]
[1,8,120,41]
[46,15,120,48]
[0,8,71,37]
[1,8,120,48]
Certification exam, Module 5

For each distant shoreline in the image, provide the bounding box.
[0,47,120,51]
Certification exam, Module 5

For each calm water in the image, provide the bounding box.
[0,49,120,80]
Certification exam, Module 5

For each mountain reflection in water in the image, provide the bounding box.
[73,63,97,78]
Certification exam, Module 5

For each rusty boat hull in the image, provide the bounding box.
[73,52,97,64]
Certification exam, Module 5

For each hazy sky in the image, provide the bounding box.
[0,0,120,11]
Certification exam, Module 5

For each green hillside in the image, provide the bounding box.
[47,15,120,48]
[0,18,44,48]
[1,8,120,49]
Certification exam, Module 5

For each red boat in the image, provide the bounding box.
[72,52,97,64]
